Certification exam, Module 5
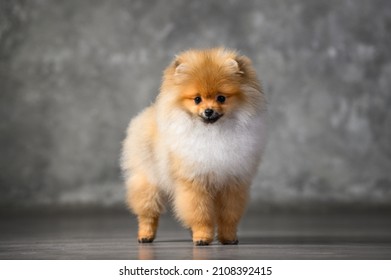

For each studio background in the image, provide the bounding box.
[1,0,390,212]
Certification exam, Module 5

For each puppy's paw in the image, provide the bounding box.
[217,229,238,245]
[219,239,239,245]
[138,228,156,243]
[138,231,155,243]
[138,237,154,243]
[192,231,213,246]
[194,240,211,246]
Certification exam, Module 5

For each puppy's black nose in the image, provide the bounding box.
[204,109,214,117]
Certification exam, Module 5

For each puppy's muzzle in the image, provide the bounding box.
[201,109,222,124]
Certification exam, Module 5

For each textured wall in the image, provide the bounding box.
[1,0,390,209]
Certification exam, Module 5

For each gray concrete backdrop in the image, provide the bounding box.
[1,0,390,210]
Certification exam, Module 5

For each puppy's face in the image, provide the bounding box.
[159,48,263,125]
[169,49,247,124]
[179,83,243,124]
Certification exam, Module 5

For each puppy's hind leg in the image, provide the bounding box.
[126,173,164,243]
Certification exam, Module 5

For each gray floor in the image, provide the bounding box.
[0,210,390,259]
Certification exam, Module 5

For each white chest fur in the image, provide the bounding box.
[158,109,266,188]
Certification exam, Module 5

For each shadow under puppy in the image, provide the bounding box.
[121,48,266,246]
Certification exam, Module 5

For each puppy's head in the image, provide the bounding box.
[160,48,263,124]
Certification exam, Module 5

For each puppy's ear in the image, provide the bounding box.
[174,62,188,77]
[224,58,244,76]
[235,55,258,78]
[172,59,190,84]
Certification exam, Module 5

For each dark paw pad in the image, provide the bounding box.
[138,237,154,243]
[221,239,239,245]
[194,240,210,246]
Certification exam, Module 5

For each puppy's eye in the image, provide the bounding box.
[216,95,226,103]
[194,96,202,104]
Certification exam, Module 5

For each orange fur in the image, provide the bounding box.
[125,173,162,242]
[121,48,266,245]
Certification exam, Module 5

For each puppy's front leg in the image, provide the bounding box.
[215,185,249,245]
[174,180,215,246]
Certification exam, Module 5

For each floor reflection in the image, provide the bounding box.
[138,243,155,260]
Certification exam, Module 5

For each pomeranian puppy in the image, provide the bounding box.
[121,48,266,246]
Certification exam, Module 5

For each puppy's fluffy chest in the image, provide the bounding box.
[159,113,265,185]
